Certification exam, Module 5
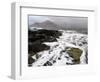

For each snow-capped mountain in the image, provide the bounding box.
[28,27,88,67]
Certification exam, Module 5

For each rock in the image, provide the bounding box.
[28,34,46,42]
[85,50,88,64]
[28,56,35,66]
[66,48,83,64]
[53,60,56,63]
[28,43,50,54]
[43,61,52,66]
[58,57,61,60]
[66,63,74,65]
[28,29,62,43]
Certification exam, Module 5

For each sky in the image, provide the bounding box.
[28,16,49,25]
[28,15,88,29]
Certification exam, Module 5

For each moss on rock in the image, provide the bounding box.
[67,48,83,64]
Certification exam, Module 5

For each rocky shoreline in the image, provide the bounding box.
[28,28,88,67]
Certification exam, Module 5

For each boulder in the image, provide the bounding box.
[66,48,83,64]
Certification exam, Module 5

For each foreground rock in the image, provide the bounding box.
[66,48,83,64]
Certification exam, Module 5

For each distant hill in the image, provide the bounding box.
[29,20,60,30]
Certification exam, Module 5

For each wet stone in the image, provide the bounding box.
[28,56,35,66]
[58,57,61,60]
[43,61,52,66]
[53,60,56,63]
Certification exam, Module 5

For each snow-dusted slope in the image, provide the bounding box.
[28,27,88,67]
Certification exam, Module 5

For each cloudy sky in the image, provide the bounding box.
[28,15,88,29]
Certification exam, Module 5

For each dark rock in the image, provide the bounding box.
[79,44,82,46]
[60,50,66,54]
[28,56,35,66]
[64,56,69,59]
[28,29,62,43]
[28,34,46,42]
[28,42,50,54]
[82,41,87,44]
[85,50,88,64]
[28,52,35,56]
[43,61,52,66]
[58,57,61,60]
[44,36,57,42]
[28,64,32,67]
[53,60,56,63]
[66,63,74,65]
